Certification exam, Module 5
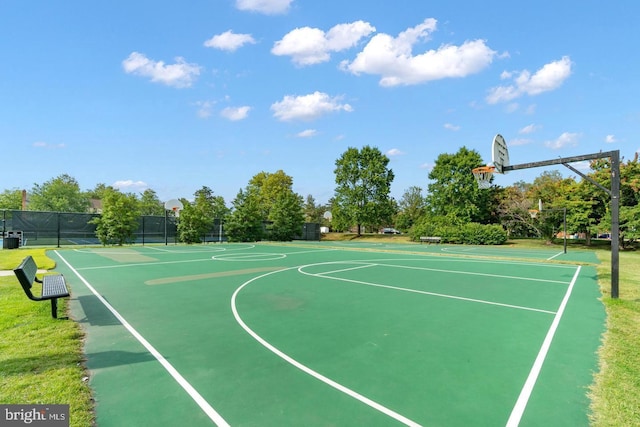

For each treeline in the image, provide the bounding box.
[1,146,638,246]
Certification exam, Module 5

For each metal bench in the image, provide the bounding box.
[420,236,442,244]
[13,255,70,319]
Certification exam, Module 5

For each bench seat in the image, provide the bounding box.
[420,236,442,244]
[14,255,69,318]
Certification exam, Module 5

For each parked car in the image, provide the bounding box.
[381,228,401,234]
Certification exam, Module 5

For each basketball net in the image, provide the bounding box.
[472,165,495,189]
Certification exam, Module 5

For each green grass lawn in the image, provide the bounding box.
[0,239,638,426]
[0,248,94,427]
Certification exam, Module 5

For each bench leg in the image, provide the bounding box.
[50,298,58,319]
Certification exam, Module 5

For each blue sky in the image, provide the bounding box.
[1,0,638,205]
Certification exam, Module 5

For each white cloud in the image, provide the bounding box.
[341,18,496,86]
[194,101,214,118]
[386,148,405,156]
[419,162,434,170]
[444,123,460,131]
[204,30,256,52]
[544,132,580,149]
[271,91,353,121]
[519,124,540,134]
[33,141,65,149]
[573,161,591,171]
[296,129,318,138]
[509,138,532,146]
[113,180,148,193]
[122,52,201,88]
[220,106,251,121]
[486,56,572,104]
[235,0,293,15]
[272,21,375,66]
[605,134,617,144]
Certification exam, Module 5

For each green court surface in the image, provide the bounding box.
[50,242,605,426]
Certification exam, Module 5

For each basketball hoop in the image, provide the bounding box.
[472,165,495,189]
[164,199,183,218]
[528,209,539,219]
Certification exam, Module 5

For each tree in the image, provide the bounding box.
[91,189,141,245]
[527,171,577,242]
[243,170,304,239]
[496,181,538,238]
[86,183,116,200]
[178,186,229,243]
[333,145,395,235]
[395,186,426,231]
[248,170,295,220]
[304,194,324,223]
[269,192,305,241]
[225,188,264,242]
[139,189,164,216]
[425,147,486,223]
[29,174,90,212]
[590,154,640,247]
[0,189,23,210]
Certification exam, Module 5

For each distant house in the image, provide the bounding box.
[89,199,103,214]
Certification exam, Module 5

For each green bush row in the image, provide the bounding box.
[410,221,507,245]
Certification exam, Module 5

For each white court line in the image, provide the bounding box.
[546,251,564,261]
[301,259,569,286]
[506,266,582,426]
[299,265,556,315]
[75,258,213,271]
[282,248,339,256]
[374,262,568,285]
[54,251,230,427]
[231,267,422,427]
[317,263,377,276]
[144,246,226,253]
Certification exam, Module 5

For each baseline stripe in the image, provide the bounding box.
[506,266,582,426]
[55,251,230,427]
[300,267,556,315]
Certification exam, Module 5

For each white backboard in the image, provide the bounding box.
[491,134,509,174]
[164,199,184,216]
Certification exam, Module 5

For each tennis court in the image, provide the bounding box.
[50,242,604,426]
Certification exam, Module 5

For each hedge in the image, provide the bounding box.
[410,221,507,245]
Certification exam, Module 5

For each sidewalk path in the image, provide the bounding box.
[0,269,47,276]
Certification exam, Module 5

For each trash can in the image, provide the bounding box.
[3,237,19,249]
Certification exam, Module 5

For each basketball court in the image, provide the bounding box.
[50,241,604,426]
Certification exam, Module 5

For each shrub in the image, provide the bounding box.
[410,217,507,245]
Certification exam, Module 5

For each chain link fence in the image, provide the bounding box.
[1,210,320,247]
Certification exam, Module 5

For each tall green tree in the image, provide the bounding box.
[248,170,295,220]
[496,181,538,238]
[590,154,640,246]
[425,147,486,223]
[304,194,324,223]
[243,170,304,239]
[0,189,23,210]
[225,188,264,242]
[333,145,395,235]
[395,186,426,231]
[139,189,164,215]
[29,174,90,212]
[91,189,141,245]
[269,192,305,241]
[178,186,229,243]
[527,170,577,241]
[86,183,116,200]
